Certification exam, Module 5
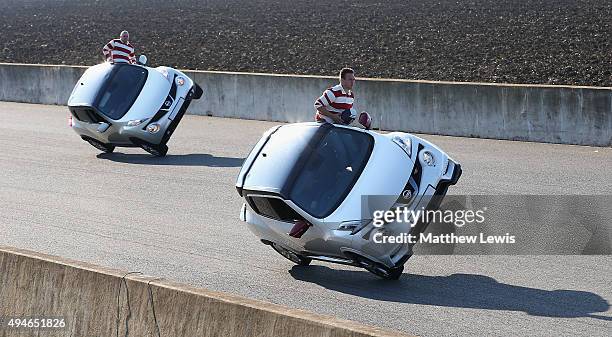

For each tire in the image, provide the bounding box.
[192,83,203,99]
[139,142,168,157]
[349,253,404,280]
[378,265,404,280]
[271,243,311,266]
[84,137,115,153]
[363,262,404,280]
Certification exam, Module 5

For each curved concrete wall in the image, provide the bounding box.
[1,63,610,146]
[0,246,412,337]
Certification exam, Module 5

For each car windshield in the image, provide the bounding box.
[288,126,373,218]
[95,65,148,120]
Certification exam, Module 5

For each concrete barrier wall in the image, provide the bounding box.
[0,63,85,105]
[1,63,610,146]
[0,246,412,337]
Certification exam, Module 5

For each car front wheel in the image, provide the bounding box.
[192,83,203,99]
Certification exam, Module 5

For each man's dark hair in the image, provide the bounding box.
[339,68,354,80]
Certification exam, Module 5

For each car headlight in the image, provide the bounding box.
[175,76,185,86]
[421,150,435,166]
[391,135,412,157]
[147,123,161,133]
[160,68,169,79]
[127,119,146,126]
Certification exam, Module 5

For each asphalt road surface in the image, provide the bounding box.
[1,102,610,336]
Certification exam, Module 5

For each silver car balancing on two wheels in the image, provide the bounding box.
[236,122,461,279]
[67,56,203,156]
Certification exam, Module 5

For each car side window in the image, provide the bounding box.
[247,196,304,222]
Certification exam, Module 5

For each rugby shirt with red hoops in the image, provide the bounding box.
[314,84,355,123]
[102,39,136,64]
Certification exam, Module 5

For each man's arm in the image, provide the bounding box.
[314,89,342,123]
[316,106,342,123]
[128,43,136,64]
[102,40,113,62]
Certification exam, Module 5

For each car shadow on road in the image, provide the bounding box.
[289,265,611,320]
[96,153,244,167]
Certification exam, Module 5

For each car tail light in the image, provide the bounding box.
[288,220,312,238]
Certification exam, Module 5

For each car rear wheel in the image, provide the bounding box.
[365,264,404,280]
[271,243,311,266]
[347,253,404,280]
[139,143,168,157]
[83,137,114,153]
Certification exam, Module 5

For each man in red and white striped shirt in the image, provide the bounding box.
[314,68,357,124]
[102,30,136,64]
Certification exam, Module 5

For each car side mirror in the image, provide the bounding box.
[137,55,148,66]
[97,122,110,133]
